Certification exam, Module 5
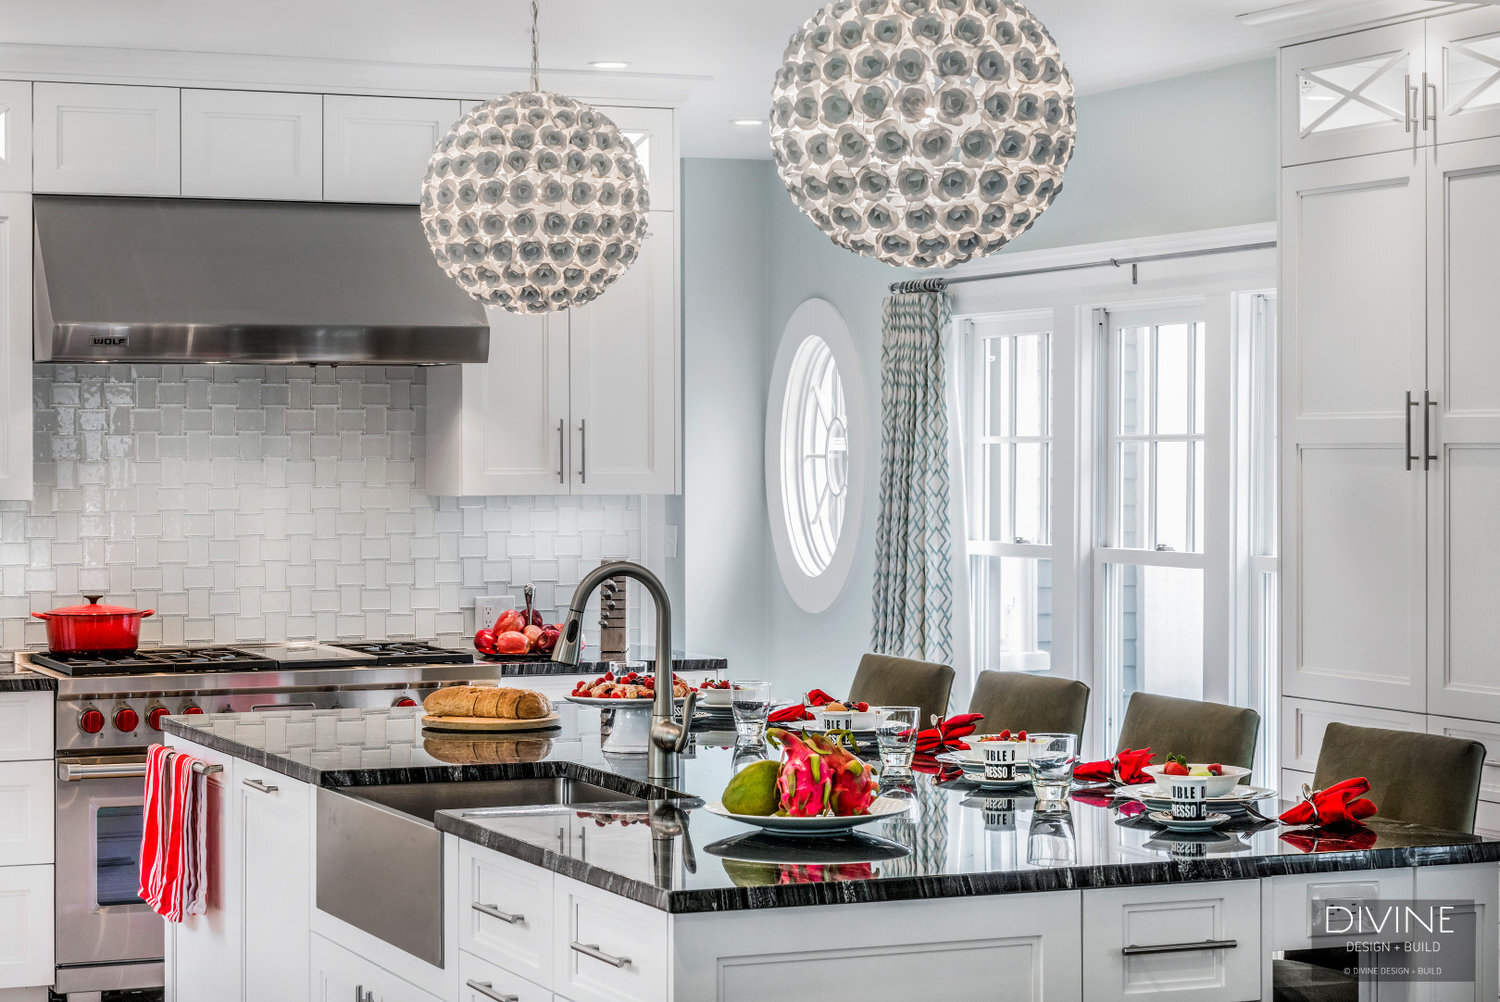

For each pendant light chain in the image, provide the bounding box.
[530,0,540,92]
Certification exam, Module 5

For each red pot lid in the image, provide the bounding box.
[40,596,149,617]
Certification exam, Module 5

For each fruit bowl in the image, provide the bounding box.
[1142,763,1250,797]
[697,682,733,709]
[810,707,878,731]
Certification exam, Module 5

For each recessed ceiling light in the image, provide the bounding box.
[731,118,765,127]
[589,60,629,70]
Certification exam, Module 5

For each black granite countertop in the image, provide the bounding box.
[478,647,726,676]
[0,668,56,691]
[163,705,1500,913]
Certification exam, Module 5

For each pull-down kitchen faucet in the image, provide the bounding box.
[553,562,697,785]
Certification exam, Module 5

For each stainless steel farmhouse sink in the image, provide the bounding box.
[316,776,627,967]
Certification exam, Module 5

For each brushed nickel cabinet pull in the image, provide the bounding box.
[578,419,587,483]
[557,418,566,484]
[1424,391,1437,469]
[571,940,630,968]
[472,901,524,925]
[1405,73,1415,133]
[1406,391,1419,471]
[465,980,519,1002]
[1424,73,1438,130]
[242,778,278,794]
[1122,938,1238,956]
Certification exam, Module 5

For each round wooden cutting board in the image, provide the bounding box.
[420,712,561,733]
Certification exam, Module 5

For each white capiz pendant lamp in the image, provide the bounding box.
[420,1,650,314]
[770,0,1075,269]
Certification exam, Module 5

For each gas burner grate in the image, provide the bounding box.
[30,647,278,676]
[329,641,474,665]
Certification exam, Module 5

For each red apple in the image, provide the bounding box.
[491,631,529,655]
[494,610,525,635]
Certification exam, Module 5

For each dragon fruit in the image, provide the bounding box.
[767,729,829,817]
[807,733,879,816]
[765,728,878,817]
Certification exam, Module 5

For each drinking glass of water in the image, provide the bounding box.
[1026,732,1078,811]
[873,705,920,775]
[731,680,773,740]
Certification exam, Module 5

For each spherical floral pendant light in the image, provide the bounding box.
[421,1,649,314]
[770,0,1075,269]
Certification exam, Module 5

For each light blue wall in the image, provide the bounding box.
[680,59,1276,696]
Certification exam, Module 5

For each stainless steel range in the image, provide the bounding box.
[20,640,504,1000]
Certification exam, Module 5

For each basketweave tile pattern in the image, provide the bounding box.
[2,364,643,652]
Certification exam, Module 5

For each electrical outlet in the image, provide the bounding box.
[475,595,515,628]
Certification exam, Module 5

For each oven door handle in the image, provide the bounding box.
[57,758,148,782]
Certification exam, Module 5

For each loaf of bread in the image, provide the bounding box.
[421,734,554,764]
[422,685,552,720]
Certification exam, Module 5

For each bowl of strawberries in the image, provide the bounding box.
[1144,755,1251,797]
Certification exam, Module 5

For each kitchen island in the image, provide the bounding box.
[163,704,1500,1002]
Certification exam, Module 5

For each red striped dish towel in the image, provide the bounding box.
[138,744,208,922]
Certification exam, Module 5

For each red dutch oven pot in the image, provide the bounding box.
[32,595,155,654]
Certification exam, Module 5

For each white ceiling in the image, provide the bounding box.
[0,1,1445,157]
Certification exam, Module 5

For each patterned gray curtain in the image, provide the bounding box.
[871,289,954,664]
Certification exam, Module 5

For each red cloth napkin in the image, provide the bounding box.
[910,713,983,754]
[139,744,209,923]
[1073,747,1154,785]
[1278,777,1378,827]
[806,689,836,706]
[768,704,812,723]
[1279,826,1378,853]
[911,753,963,783]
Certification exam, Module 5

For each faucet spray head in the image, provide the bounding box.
[552,611,585,666]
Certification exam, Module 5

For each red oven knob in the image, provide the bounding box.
[113,706,139,733]
[182,703,204,715]
[393,696,417,707]
[78,707,105,735]
[147,706,170,731]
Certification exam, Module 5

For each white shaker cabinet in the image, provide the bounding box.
[0,194,31,503]
[0,81,31,192]
[569,213,679,496]
[311,934,443,1002]
[33,82,180,195]
[1424,135,1500,722]
[1279,151,1428,713]
[1280,21,1426,167]
[0,864,53,991]
[181,89,322,200]
[1428,6,1500,148]
[237,758,312,1002]
[323,95,462,204]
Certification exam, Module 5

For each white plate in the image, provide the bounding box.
[563,694,689,708]
[1148,810,1232,833]
[936,753,1033,790]
[1118,783,1276,812]
[703,796,910,836]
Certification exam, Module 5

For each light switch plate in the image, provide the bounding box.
[475,594,515,628]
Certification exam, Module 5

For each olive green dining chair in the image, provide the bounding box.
[1115,692,1260,771]
[966,670,1089,741]
[847,653,954,726]
[1313,723,1485,834]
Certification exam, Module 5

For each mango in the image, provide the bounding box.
[722,759,781,816]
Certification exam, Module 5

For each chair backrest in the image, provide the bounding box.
[967,670,1089,741]
[1314,722,1486,834]
[1115,692,1260,770]
[848,653,955,726]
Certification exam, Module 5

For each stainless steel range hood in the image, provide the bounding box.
[34,195,489,365]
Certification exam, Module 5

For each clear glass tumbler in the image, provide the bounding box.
[873,705,920,774]
[1027,732,1078,810]
[731,680,773,741]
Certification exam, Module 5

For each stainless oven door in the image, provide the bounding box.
[54,753,164,970]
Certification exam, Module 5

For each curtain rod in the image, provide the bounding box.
[887,240,1276,294]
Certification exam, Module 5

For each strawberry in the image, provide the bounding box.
[855,701,869,712]
[1208,763,1223,776]
[998,729,1012,741]
[1162,760,1190,776]
[1016,730,1027,741]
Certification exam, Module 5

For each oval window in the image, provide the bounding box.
[767,299,865,612]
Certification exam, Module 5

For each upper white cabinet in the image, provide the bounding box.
[0,82,31,192]
[33,82,180,195]
[1281,7,1500,165]
[323,95,461,204]
[182,89,322,200]
[1281,21,1425,166]
[569,213,678,495]
[0,194,31,503]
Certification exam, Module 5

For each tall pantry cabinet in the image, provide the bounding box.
[1279,6,1500,830]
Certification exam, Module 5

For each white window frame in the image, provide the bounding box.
[947,223,1277,766]
[963,310,1056,673]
